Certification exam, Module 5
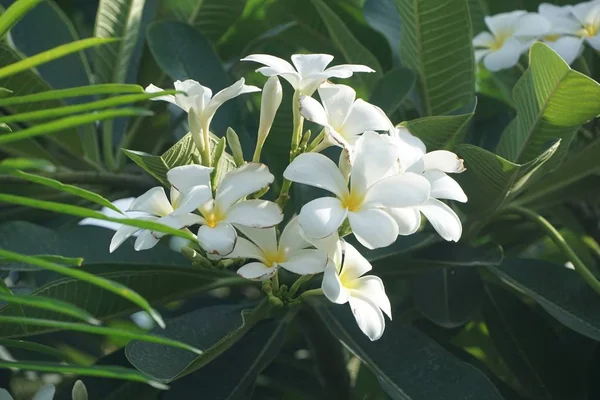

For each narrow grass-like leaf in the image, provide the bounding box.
[0,293,100,325]
[0,249,166,329]
[0,0,43,38]
[0,107,151,145]
[0,361,169,389]
[0,254,83,268]
[0,169,123,213]
[0,339,65,360]
[0,84,143,106]
[0,37,117,80]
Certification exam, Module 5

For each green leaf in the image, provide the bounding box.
[488,258,600,341]
[0,91,175,124]
[0,37,117,80]
[0,248,167,329]
[94,0,147,84]
[467,0,489,34]
[312,301,504,400]
[0,293,100,325]
[310,0,382,91]
[496,43,600,167]
[369,68,416,115]
[0,0,42,38]
[0,169,123,213]
[0,84,143,107]
[0,107,151,145]
[0,339,65,360]
[0,361,169,390]
[126,300,271,383]
[395,0,475,115]
[455,141,560,221]
[364,0,402,64]
[413,268,484,328]
[483,284,584,400]
[404,105,475,151]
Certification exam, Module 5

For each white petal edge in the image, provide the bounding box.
[419,199,463,242]
[284,153,349,198]
[216,163,274,210]
[197,222,237,256]
[237,261,277,281]
[298,197,347,239]
[348,207,399,250]
[226,200,283,228]
[348,295,386,341]
[322,264,350,304]
[279,249,327,275]
[128,187,173,216]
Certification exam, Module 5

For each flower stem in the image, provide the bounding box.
[102,120,117,171]
[506,206,600,296]
[272,270,280,292]
[299,288,323,300]
[291,90,304,151]
[287,274,314,298]
[306,129,325,152]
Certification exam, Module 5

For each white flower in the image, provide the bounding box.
[80,197,139,231]
[473,11,551,71]
[109,184,206,253]
[570,1,600,50]
[538,3,585,64]
[1,384,55,400]
[386,127,467,242]
[168,163,283,257]
[228,217,327,280]
[241,53,374,95]
[283,131,430,249]
[299,83,393,153]
[146,79,260,154]
[254,76,283,161]
[320,237,391,341]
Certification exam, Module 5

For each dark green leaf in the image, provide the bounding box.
[0,84,143,107]
[364,0,402,64]
[0,339,65,360]
[0,293,99,325]
[0,0,42,38]
[370,68,415,115]
[405,105,475,151]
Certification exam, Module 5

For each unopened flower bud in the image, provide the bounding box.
[253,76,283,162]
[226,127,245,166]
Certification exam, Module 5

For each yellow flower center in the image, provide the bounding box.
[203,206,225,228]
[263,249,286,267]
[543,33,560,42]
[490,33,508,51]
[579,23,599,38]
[341,192,364,212]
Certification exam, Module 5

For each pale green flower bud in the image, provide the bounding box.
[253,76,283,162]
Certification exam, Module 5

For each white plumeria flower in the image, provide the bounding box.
[109,185,204,253]
[570,0,600,50]
[386,127,467,242]
[146,78,260,152]
[284,131,430,249]
[473,11,551,71]
[241,53,374,95]
[1,384,55,400]
[168,163,283,257]
[227,217,327,280]
[538,3,585,64]
[319,237,391,341]
[299,83,393,153]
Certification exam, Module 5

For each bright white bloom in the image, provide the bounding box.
[146,79,260,151]
[241,53,374,95]
[473,11,551,71]
[386,127,467,242]
[80,197,137,231]
[228,218,327,280]
[299,83,393,152]
[570,1,600,50]
[255,76,283,157]
[284,131,430,249]
[168,163,283,257]
[538,3,585,64]
[320,237,391,341]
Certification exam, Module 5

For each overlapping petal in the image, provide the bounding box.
[298,197,347,239]
[419,199,463,242]
[216,163,275,210]
[197,222,237,256]
[226,200,283,228]
[348,208,399,250]
[284,153,349,197]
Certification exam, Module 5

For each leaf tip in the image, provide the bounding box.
[148,381,169,390]
[149,308,166,329]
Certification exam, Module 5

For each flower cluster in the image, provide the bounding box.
[112,53,467,341]
[474,1,600,70]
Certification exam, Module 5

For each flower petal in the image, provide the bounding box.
[419,198,462,242]
[279,249,327,275]
[514,13,552,37]
[241,54,297,73]
[298,197,347,239]
[237,261,277,280]
[32,384,56,400]
[216,163,275,210]
[110,224,142,253]
[291,53,334,75]
[226,200,283,228]
[134,230,161,251]
[424,170,468,203]
[235,225,278,254]
[227,237,266,262]
[348,295,386,341]
[197,222,237,256]
[363,173,431,208]
[256,68,302,90]
[349,275,392,319]
[422,150,465,173]
[318,83,355,128]
[279,216,310,254]
[299,95,331,127]
[388,127,427,172]
[324,64,376,78]
[387,207,421,235]
[348,207,398,250]
[128,187,173,216]
[475,49,490,64]
[284,153,349,197]
[483,37,522,71]
[546,36,584,64]
[167,165,213,192]
[351,131,401,194]
[173,79,211,112]
[322,264,350,304]
[203,78,261,123]
[145,84,178,107]
[484,10,526,37]
[472,31,495,48]
[340,241,372,280]
[171,185,213,215]
[586,34,600,50]
[342,99,393,138]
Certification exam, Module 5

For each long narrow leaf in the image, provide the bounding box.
[0,107,151,145]
[0,249,166,328]
[0,37,117,80]
[0,339,65,360]
[0,84,143,107]
[0,360,169,389]
[0,293,100,325]
[0,254,83,268]
[0,0,43,38]
[0,91,178,124]
[0,316,201,355]
[0,194,197,241]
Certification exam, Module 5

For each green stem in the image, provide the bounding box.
[102,120,117,171]
[299,288,323,300]
[506,206,600,296]
[115,114,145,168]
[252,137,265,163]
[306,129,325,152]
[275,179,292,209]
[288,274,314,298]
[272,270,280,293]
[291,90,304,150]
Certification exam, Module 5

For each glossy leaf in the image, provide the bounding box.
[405,106,475,151]
[0,293,100,325]
[0,339,65,360]
[369,68,415,115]
[0,0,42,38]
[0,84,143,107]
[396,0,475,115]
[364,0,402,64]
